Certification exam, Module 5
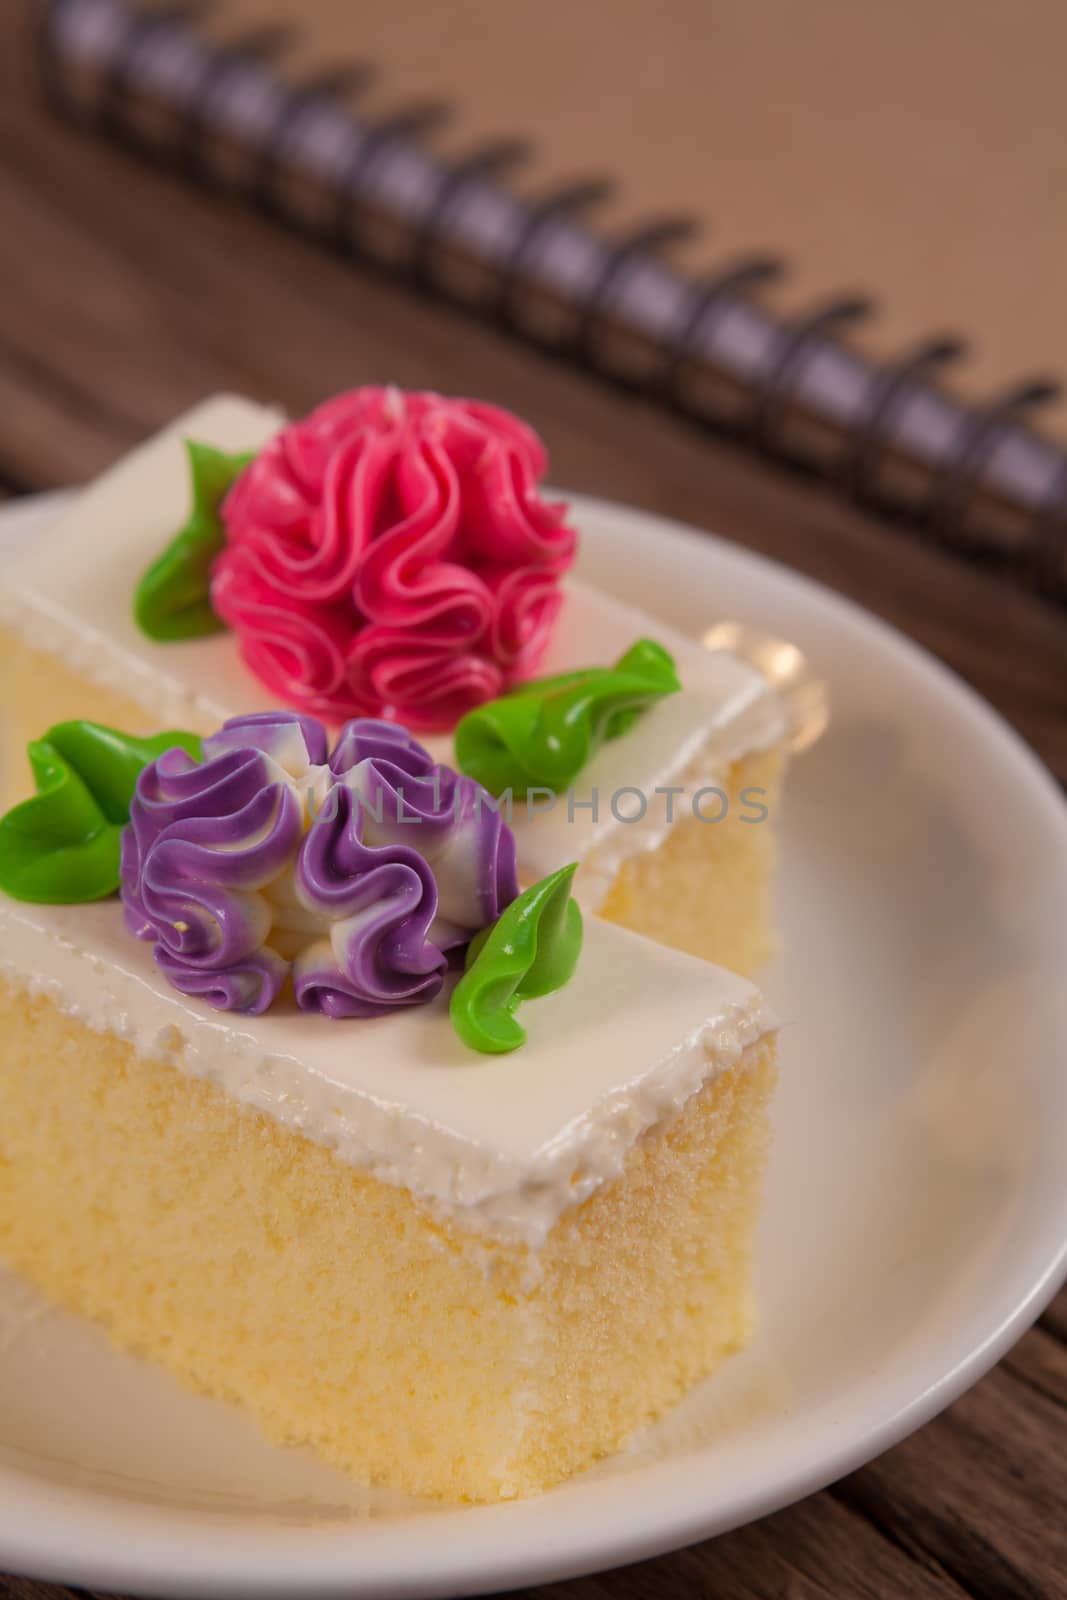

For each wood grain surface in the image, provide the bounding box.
[0,11,1064,1599]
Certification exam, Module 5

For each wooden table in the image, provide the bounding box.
[0,17,1064,1600]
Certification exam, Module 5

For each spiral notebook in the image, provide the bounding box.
[35,0,1067,602]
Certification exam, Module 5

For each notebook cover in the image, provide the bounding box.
[34,0,1067,598]
[206,0,1067,435]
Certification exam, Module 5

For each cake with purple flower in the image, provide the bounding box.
[0,700,777,1501]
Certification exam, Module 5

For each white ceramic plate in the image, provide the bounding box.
[2,489,1066,1599]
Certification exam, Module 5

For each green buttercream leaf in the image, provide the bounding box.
[450,863,583,1055]
[454,638,681,797]
[0,722,201,903]
[133,439,252,641]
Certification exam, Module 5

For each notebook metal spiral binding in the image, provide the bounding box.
[37,0,1067,603]
[253,62,374,216]
[749,294,874,452]
[411,139,532,287]
[928,378,1062,552]
[97,0,200,144]
[333,98,454,254]
[843,336,968,509]
[660,255,783,408]
[574,216,700,370]
[494,178,616,324]
[178,22,295,180]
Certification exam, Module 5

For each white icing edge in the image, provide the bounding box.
[0,582,237,731]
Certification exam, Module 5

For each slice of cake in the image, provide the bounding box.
[0,389,793,974]
[0,710,778,1503]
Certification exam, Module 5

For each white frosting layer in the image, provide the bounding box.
[0,896,775,1249]
[0,395,786,905]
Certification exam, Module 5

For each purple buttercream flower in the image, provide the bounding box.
[292,783,447,1019]
[120,711,519,1018]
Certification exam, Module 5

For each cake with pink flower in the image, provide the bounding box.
[0,386,800,1499]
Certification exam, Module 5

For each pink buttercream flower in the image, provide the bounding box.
[210,387,577,730]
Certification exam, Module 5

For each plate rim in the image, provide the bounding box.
[1,485,1066,1599]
